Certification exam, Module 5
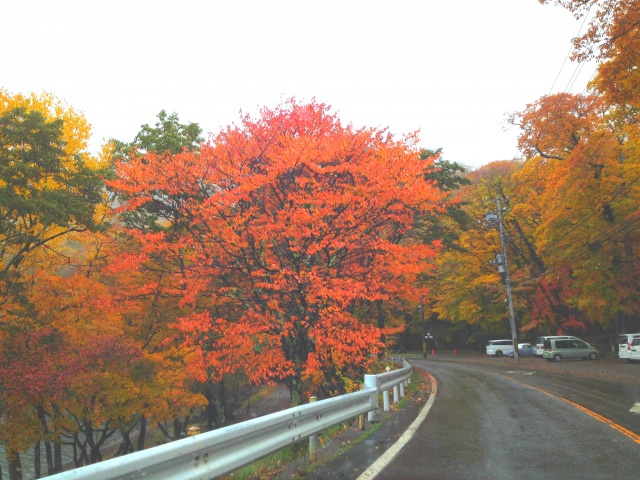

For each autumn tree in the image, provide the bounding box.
[423,2,640,347]
[108,110,203,233]
[2,269,131,473]
[518,0,640,333]
[0,90,108,302]
[510,0,640,331]
[107,111,211,436]
[539,0,640,109]
[401,150,473,346]
[0,226,208,478]
[509,93,607,161]
[429,161,534,343]
[109,99,445,402]
[0,90,110,479]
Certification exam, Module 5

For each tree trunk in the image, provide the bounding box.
[116,430,134,457]
[44,440,53,476]
[36,404,55,476]
[376,299,385,329]
[203,383,218,429]
[34,442,41,479]
[284,370,305,406]
[376,300,386,355]
[7,449,22,480]
[53,442,62,473]
[218,379,228,425]
[136,416,147,451]
[73,432,89,467]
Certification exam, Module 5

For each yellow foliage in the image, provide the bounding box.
[0,88,109,169]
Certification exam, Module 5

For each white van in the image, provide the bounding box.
[486,339,513,357]
[618,333,640,359]
[535,335,578,357]
[628,338,640,362]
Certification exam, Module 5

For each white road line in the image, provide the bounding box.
[356,371,438,480]
[630,402,640,414]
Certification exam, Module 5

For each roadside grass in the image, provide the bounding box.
[223,443,307,479]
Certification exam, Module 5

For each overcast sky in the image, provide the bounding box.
[2,0,595,169]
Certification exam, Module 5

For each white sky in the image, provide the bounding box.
[2,0,595,169]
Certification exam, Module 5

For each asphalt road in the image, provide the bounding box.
[371,355,640,480]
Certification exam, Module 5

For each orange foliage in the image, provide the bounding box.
[109,99,444,400]
[509,93,607,161]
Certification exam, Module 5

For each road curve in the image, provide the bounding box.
[372,357,640,480]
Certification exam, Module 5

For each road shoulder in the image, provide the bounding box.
[279,367,433,480]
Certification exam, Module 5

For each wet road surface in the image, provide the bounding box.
[374,357,640,479]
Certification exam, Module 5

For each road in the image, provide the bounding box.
[371,355,640,480]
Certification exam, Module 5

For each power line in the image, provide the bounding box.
[547,2,594,95]
[507,2,599,162]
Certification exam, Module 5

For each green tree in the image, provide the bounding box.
[109,110,204,232]
[0,107,106,299]
[111,110,203,158]
[418,149,473,248]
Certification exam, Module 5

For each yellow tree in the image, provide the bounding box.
[0,90,109,478]
[540,0,640,110]
[431,161,534,346]
[0,90,109,302]
[512,87,640,333]
[0,229,207,476]
[99,231,208,440]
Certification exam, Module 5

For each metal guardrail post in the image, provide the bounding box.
[308,396,319,462]
[364,373,378,422]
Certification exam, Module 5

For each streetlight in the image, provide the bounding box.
[495,197,519,363]
[419,303,435,358]
[425,332,434,358]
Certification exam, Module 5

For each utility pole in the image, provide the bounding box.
[496,197,519,363]
[420,304,426,358]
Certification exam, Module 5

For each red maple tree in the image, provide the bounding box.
[109,99,444,402]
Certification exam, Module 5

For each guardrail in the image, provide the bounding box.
[49,359,412,480]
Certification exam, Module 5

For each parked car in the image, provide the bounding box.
[486,339,513,357]
[506,343,536,357]
[535,335,578,357]
[627,338,640,362]
[617,333,640,359]
[542,338,598,362]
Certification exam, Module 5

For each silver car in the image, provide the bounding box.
[542,338,598,362]
[535,335,578,357]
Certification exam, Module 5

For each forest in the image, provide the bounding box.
[1,0,639,478]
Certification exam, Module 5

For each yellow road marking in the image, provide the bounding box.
[501,373,640,445]
[561,397,640,444]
